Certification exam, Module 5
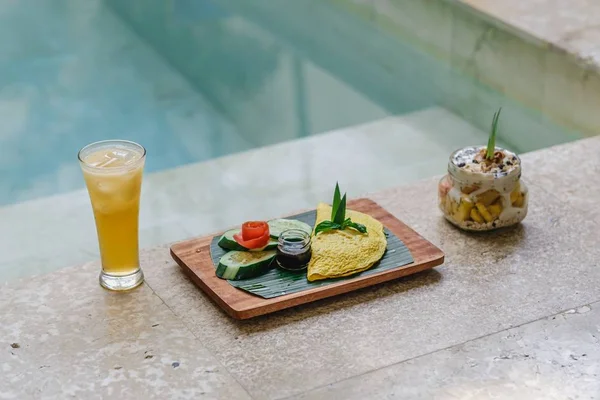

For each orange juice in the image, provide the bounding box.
[79,140,146,290]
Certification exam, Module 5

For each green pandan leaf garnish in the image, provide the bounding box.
[315,182,367,235]
[486,107,502,160]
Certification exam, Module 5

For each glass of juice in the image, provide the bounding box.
[78,140,146,291]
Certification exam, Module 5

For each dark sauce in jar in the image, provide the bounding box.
[276,229,312,271]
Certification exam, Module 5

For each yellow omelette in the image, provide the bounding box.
[307,203,387,281]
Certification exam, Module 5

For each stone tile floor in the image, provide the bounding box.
[0,262,251,399]
[296,303,600,399]
[458,0,600,67]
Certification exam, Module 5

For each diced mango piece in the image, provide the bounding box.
[453,197,474,222]
[475,202,494,223]
[488,202,503,219]
[510,190,519,204]
[477,189,500,206]
[513,192,525,208]
[470,208,484,223]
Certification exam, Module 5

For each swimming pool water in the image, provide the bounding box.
[0,0,244,205]
[0,0,582,207]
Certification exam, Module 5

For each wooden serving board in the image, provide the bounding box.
[170,198,444,319]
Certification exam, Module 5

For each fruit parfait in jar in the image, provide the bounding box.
[438,109,528,231]
[438,146,528,231]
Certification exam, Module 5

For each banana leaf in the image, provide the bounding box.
[210,210,413,299]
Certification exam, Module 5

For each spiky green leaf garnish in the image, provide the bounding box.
[330,182,341,221]
[315,183,367,235]
[486,107,502,160]
[332,194,346,225]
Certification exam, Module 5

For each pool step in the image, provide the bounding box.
[0,107,494,283]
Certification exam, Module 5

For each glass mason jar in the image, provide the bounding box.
[438,146,528,231]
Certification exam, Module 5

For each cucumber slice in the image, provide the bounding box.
[218,229,278,251]
[268,219,312,238]
[216,250,276,280]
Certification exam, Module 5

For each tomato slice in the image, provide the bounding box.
[233,230,270,249]
[241,221,269,240]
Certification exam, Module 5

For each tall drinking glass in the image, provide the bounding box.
[78,140,146,291]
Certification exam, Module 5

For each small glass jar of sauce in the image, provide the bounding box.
[276,229,312,271]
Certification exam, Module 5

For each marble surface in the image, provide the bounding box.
[522,135,600,222]
[450,0,600,139]
[343,0,598,140]
[456,0,600,68]
[2,136,600,399]
[142,181,600,399]
[296,303,600,400]
[0,262,251,399]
